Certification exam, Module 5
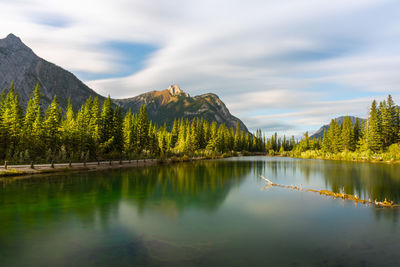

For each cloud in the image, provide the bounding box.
[1,0,399,133]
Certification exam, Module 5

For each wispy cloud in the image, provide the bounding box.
[1,0,399,134]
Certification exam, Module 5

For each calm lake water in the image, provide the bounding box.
[1,156,400,266]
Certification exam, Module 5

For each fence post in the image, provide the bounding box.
[30,161,34,169]
[69,161,72,167]
[109,160,112,165]
[4,161,7,170]
[51,160,54,168]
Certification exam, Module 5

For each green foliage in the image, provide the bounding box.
[0,84,265,163]
[43,95,62,159]
[291,94,400,162]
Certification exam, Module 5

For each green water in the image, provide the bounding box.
[1,157,400,266]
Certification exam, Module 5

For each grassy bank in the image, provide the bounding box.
[276,146,400,164]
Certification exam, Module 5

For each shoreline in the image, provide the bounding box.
[287,155,400,165]
[0,159,161,179]
[0,153,266,179]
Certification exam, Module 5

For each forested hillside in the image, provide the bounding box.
[0,83,264,163]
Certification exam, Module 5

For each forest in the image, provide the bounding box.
[0,83,265,163]
[286,95,400,161]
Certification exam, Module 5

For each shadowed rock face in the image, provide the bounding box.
[0,34,249,132]
[0,33,104,111]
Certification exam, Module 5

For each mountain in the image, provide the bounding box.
[0,33,104,110]
[310,116,366,139]
[114,84,249,132]
[0,34,248,132]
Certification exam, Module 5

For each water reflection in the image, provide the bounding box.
[1,157,400,266]
[260,158,400,202]
[0,161,253,229]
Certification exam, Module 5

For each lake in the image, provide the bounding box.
[1,156,400,266]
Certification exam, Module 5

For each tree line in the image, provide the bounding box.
[291,95,400,157]
[0,83,265,163]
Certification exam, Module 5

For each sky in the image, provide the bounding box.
[1,0,400,136]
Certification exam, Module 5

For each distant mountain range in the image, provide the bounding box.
[0,34,248,132]
[310,116,366,139]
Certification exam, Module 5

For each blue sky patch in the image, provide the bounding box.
[31,13,72,28]
[77,41,157,81]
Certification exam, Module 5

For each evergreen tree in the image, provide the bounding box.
[113,105,124,154]
[327,119,341,153]
[366,100,382,152]
[386,95,397,145]
[353,118,362,146]
[43,95,62,159]
[23,84,42,159]
[321,129,330,152]
[89,97,101,159]
[2,84,23,159]
[100,96,114,144]
[234,122,241,151]
[170,118,179,148]
[122,109,134,155]
[62,98,77,160]
[99,96,114,154]
[341,116,355,151]
[136,105,149,153]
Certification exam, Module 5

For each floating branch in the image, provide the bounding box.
[259,175,399,208]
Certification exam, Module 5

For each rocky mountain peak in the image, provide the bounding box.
[0,33,29,51]
[0,33,103,110]
[168,84,189,97]
[6,33,20,41]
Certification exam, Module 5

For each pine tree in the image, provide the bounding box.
[113,105,124,154]
[136,105,149,153]
[397,106,400,141]
[99,96,114,155]
[341,116,355,151]
[380,100,392,148]
[2,84,23,159]
[62,98,77,160]
[386,95,398,145]
[234,122,241,151]
[327,119,341,153]
[122,109,134,155]
[353,118,362,146]
[43,95,62,159]
[23,84,42,159]
[367,100,383,152]
[321,129,330,152]
[100,96,114,144]
[89,97,101,159]
[148,123,159,155]
[0,91,7,160]
[170,118,179,148]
